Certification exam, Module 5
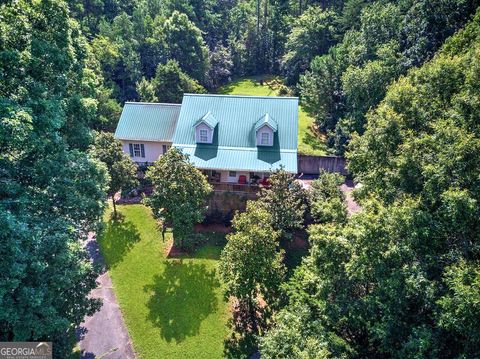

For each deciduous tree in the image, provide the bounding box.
[258,169,307,240]
[162,11,210,83]
[144,148,212,248]
[309,171,347,224]
[0,1,108,356]
[219,202,286,336]
[90,131,138,216]
[151,60,206,103]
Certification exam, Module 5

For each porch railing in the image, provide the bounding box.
[210,182,260,194]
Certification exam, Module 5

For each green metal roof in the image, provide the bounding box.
[255,113,278,132]
[173,94,298,173]
[114,102,180,142]
[194,111,218,129]
[178,145,297,173]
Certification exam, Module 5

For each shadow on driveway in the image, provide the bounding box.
[77,233,136,359]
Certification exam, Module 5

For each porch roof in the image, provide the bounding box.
[175,144,297,173]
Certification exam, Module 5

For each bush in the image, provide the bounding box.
[182,233,208,251]
[278,85,291,96]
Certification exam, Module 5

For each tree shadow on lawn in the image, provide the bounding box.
[98,214,141,268]
[144,260,220,343]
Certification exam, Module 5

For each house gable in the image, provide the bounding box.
[194,111,217,144]
[256,124,274,146]
[195,122,214,143]
[172,94,299,173]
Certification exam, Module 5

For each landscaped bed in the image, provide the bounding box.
[98,204,229,359]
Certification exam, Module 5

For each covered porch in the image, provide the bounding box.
[201,169,270,193]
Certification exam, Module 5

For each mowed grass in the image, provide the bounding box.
[98,204,229,359]
[218,76,327,155]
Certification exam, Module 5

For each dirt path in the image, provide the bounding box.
[77,234,136,359]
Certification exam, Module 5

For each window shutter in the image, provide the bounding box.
[140,144,145,158]
[129,143,134,157]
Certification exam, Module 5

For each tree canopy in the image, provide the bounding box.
[63,0,479,155]
[144,148,212,248]
[89,131,138,216]
[219,202,286,340]
[257,168,307,240]
[261,9,480,358]
[0,0,108,356]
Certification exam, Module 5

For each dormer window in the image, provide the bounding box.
[261,132,270,145]
[194,111,218,144]
[255,113,277,147]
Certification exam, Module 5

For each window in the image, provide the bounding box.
[162,144,170,154]
[200,129,208,142]
[129,143,145,158]
[261,132,270,145]
[133,144,141,157]
[229,171,237,177]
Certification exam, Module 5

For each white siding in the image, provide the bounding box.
[195,123,213,143]
[256,125,274,146]
[121,140,172,163]
[220,170,249,183]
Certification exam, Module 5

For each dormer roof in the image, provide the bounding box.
[194,111,218,129]
[254,113,278,132]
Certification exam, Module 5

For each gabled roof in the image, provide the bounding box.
[172,94,299,173]
[114,102,180,142]
[255,113,278,132]
[194,111,218,129]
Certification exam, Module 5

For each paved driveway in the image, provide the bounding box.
[77,234,136,359]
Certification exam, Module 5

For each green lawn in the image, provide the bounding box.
[98,204,229,359]
[218,76,327,155]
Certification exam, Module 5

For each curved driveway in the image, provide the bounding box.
[78,234,136,359]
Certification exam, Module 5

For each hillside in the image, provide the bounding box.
[218,76,328,156]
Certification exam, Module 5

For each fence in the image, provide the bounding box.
[297,155,348,175]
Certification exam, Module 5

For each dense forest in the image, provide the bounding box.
[260,10,480,358]
[64,0,479,153]
[1,0,480,357]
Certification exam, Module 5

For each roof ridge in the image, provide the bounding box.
[124,102,182,106]
[183,93,299,100]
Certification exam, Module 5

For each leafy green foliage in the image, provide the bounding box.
[145,148,212,248]
[151,60,206,103]
[260,304,332,359]
[300,0,477,153]
[258,169,307,240]
[309,171,347,224]
[437,261,480,353]
[0,0,108,356]
[283,7,339,85]
[263,10,480,358]
[90,131,138,215]
[219,202,286,335]
[163,11,210,83]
